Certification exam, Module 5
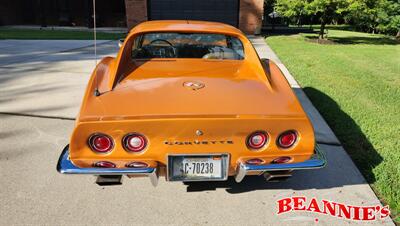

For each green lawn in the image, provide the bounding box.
[266,30,400,222]
[0,28,125,40]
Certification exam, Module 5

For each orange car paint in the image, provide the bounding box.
[69,20,315,176]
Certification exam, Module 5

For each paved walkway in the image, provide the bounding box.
[0,40,113,118]
[0,39,393,225]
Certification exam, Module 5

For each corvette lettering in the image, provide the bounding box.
[164,140,234,145]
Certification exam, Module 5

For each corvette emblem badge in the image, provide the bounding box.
[183,81,205,90]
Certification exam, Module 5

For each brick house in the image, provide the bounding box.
[0,0,264,34]
[125,0,264,34]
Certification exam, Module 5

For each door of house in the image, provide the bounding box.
[148,0,239,27]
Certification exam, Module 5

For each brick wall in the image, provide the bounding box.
[239,0,263,34]
[125,0,147,30]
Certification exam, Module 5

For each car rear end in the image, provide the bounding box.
[57,20,326,186]
[58,114,325,185]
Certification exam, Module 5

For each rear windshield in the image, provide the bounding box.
[132,33,244,60]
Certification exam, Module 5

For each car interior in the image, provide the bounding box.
[131,33,245,60]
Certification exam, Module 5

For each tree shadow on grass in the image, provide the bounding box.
[303,33,399,45]
[302,87,383,184]
[261,27,315,36]
[184,87,382,194]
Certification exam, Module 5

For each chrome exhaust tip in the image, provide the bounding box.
[96,175,123,186]
[264,170,292,182]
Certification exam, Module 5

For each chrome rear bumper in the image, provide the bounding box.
[56,145,159,186]
[57,144,326,186]
[234,144,327,182]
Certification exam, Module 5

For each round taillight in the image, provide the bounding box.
[89,133,113,153]
[93,161,116,168]
[126,161,149,168]
[271,156,292,164]
[246,158,264,165]
[277,131,298,148]
[123,133,147,152]
[247,132,268,149]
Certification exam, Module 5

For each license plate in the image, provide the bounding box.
[168,154,229,181]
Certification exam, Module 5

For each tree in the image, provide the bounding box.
[274,0,399,37]
[346,0,381,33]
[376,0,400,37]
[275,0,349,39]
[305,0,349,39]
[274,0,308,27]
[346,0,400,36]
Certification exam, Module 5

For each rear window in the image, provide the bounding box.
[132,33,244,60]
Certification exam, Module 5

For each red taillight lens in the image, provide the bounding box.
[93,161,116,168]
[271,156,292,164]
[126,161,149,168]
[277,131,297,148]
[246,158,264,165]
[247,132,268,149]
[89,133,113,153]
[123,133,147,152]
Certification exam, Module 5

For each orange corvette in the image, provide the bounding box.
[57,20,326,186]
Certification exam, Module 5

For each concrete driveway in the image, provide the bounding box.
[0,40,394,225]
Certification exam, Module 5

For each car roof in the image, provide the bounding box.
[128,20,244,36]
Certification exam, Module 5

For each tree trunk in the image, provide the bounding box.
[319,21,326,39]
[396,30,400,40]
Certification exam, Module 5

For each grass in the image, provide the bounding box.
[266,29,400,222]
[0,28,125,40]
